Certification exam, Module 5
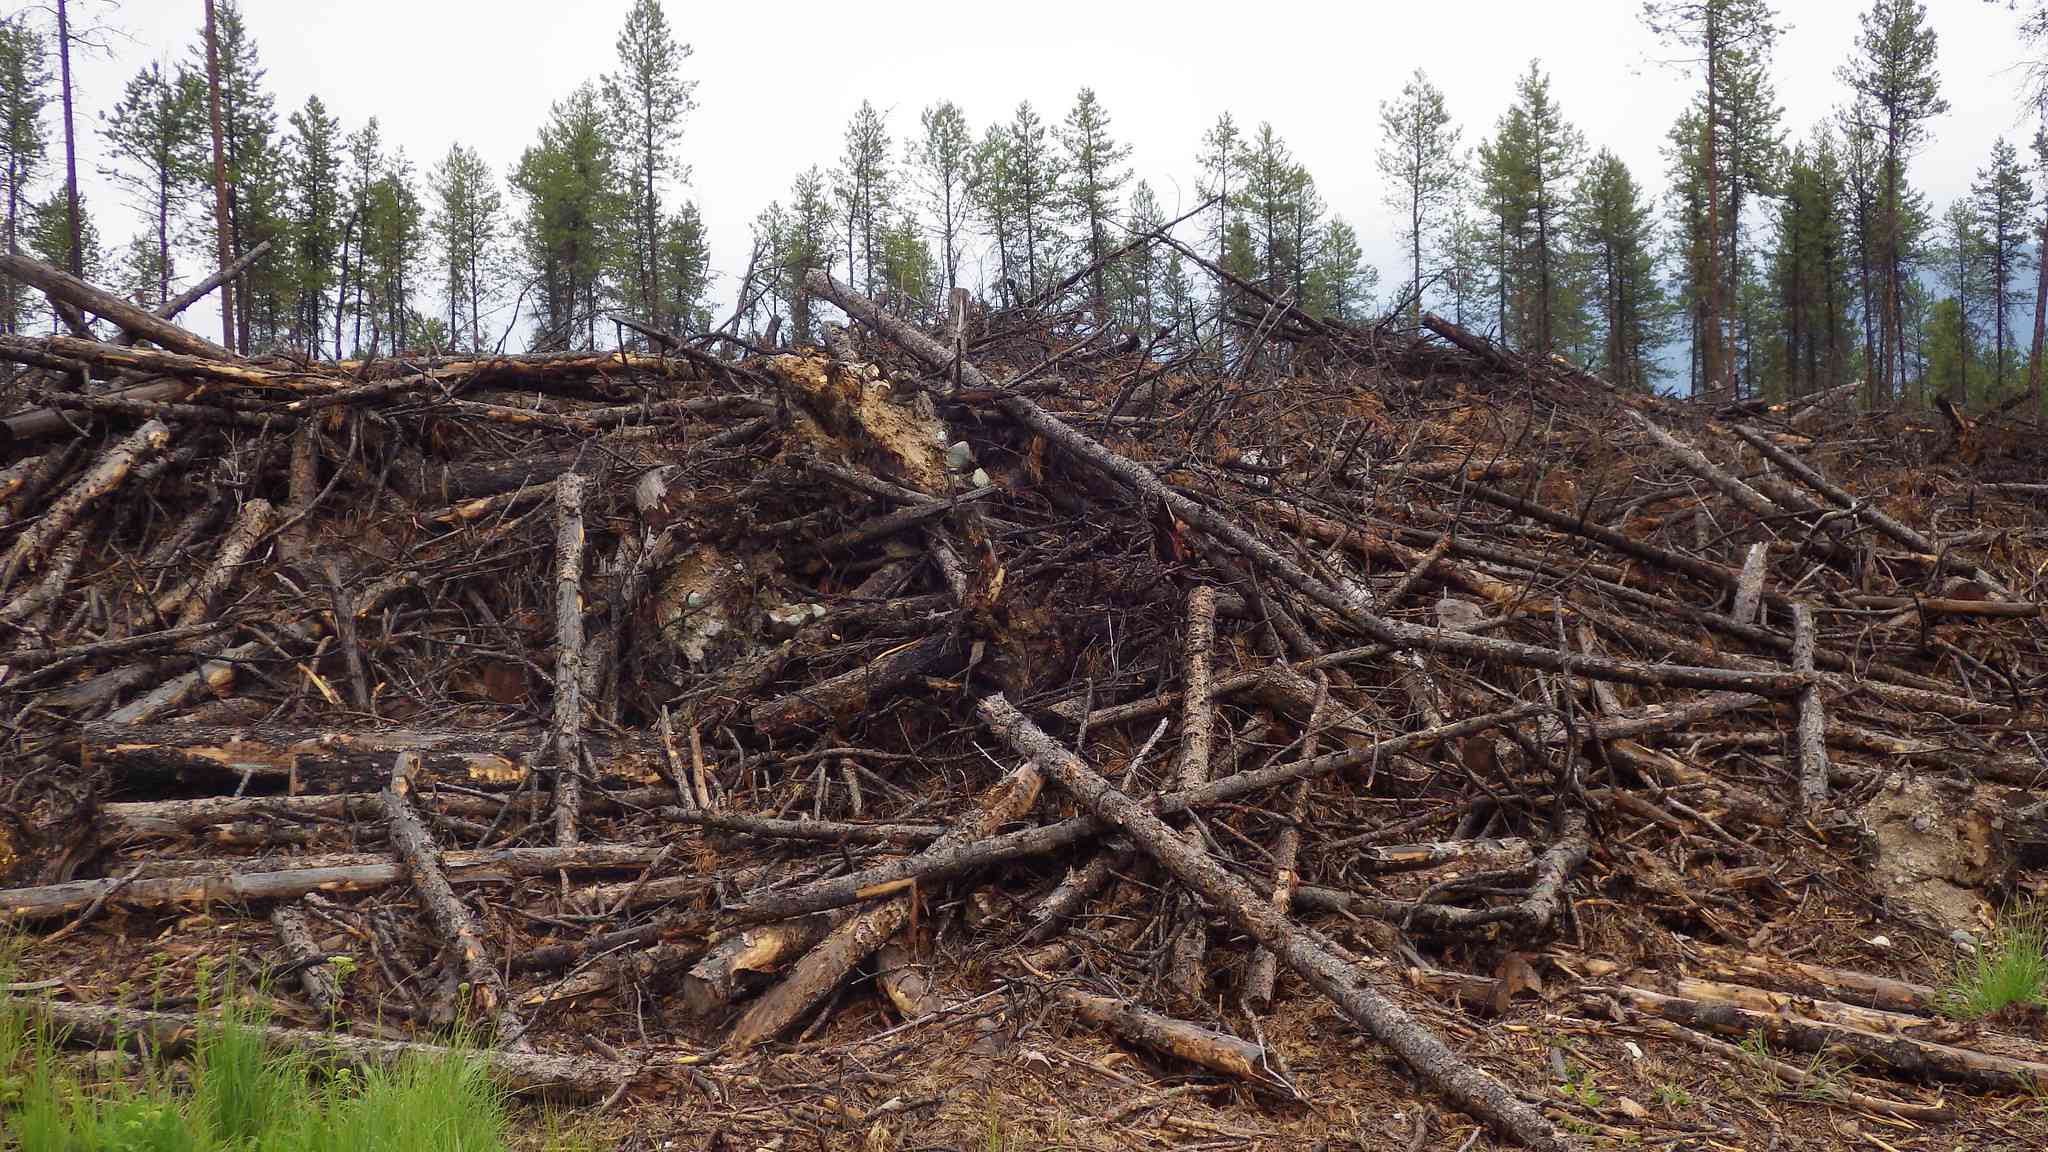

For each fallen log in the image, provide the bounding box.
[382,751,529,1048]
[0,251,236,359]
[3,997,630,1095]
[1592,982,2048,1094]
[976,692,1562,1151]
[0,842,664,921]
[77,722,667,793]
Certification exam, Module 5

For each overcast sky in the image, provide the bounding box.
[46,0,2048,347]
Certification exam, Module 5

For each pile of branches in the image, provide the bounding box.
[2,248,2046,1150]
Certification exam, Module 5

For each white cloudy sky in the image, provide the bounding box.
[43,0,2048,346]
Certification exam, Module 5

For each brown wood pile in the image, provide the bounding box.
[2,248,2047,1150]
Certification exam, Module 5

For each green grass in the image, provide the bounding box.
[0,987,579,1152]
[1940,905,2048,1021]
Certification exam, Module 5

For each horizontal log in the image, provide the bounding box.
[1,843,665,921]
[79,722,667,793]
[5,998,629,1095]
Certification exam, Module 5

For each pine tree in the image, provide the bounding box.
[603,0,694,337]
[101,60,205,308]
[2028,125,2048,415]
[1574,149,1668,389]
[969,124,1017,302]
[363,149,423,353]
[1,13,50,335]
[284,94,341,357]
[1442,195,1492,330]
[1112,179,1165,330]
[1772,131,1854,397]
[429,142,503,353]
[661,200,710,337]
[876,214,935,321]
[1971,137,2033,392]
[1839,0,1946,404]
[1237,124,1299,299]
[1376,68,1461,324]
[1057,87,1132,314]
[1305,217,1375,323]
[1933,198,1989,402]
[1194,113,1243,362]
[337,117,381,355]
[1478,61,1585,354]
[511,83,619,351]
[777,165,833,344]
[834,101,892,298]
[1719,42,1785,397]
[24,187,103,327]
[1642,0,1780,399]
[1006,100,1062,298]
[908,100,974,298]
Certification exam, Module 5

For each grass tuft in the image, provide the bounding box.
[1940,905,2048,1021]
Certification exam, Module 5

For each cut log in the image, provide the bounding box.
[1055,986,1284,1089]
[381,752,528,1049]
[726,700,1056,1049]
[1792,604,1829,814]
[1165,585,1217,1006]
[681,913,841,1018]
[270,901,343,1016]
[1593,982,2048,1094]
[552,473,588,847]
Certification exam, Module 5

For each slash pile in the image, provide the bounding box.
[2,248,2047,1150]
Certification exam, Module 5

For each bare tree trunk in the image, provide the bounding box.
[203,0,236,354]
[56,0,82,278]
[2029,206,2048,420]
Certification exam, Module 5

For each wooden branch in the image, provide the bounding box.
[1626,410,1786,525]
[1730,423,2014,598]
[1056,986,1284,1089]
[681,913,841,1018]
[270,901,343,1016]
[1166,585,1217,1005]
[727,702,1054,1049]
[748,631,966,735]
[1792,604,1829,814]
[811,270,1806,699]
[1731,542,1768,626]
[381,752,529,1049]
[552,473,588,847]
[976,693,1561,1150]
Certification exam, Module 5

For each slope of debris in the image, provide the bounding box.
[1,248,2046,1150]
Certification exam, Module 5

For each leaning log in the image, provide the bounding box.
[976,693,1561,1151]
